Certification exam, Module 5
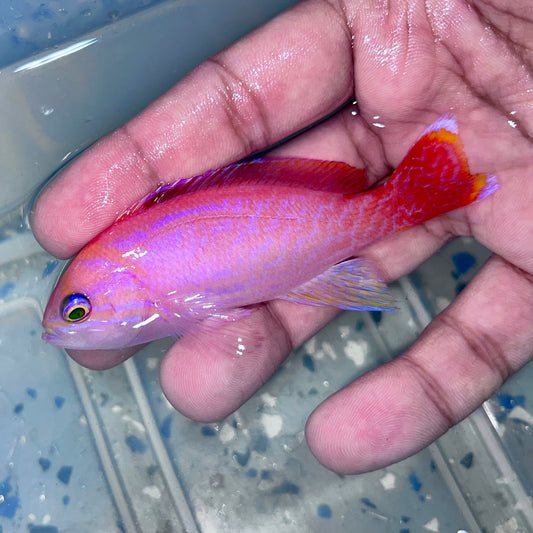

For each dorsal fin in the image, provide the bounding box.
[116,157,367,222]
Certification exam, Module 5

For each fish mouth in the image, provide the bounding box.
[41,325,79,348]
[42,330,63,346]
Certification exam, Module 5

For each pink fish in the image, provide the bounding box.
[42,116,497,349]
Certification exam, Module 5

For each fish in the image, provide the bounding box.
[42,115,498,350]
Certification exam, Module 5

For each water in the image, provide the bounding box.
[0,1,173,69]
[1,2,532,532]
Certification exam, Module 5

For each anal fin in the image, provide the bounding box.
[280,258,396,311]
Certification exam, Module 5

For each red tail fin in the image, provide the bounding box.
[381,115,498,230]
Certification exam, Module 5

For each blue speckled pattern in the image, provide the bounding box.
[1,301,121,532]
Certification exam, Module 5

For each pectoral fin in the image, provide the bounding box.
[280,258,396,311]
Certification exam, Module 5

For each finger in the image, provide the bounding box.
[66,345,142,371]
[466,164,533,275]
[158,302,341,422]
[31,0,354,259]
[305,255,533,474]
[159,305,290,422]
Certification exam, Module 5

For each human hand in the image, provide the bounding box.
[32,0,532,473]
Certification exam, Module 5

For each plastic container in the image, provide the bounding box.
[1,2,531,532]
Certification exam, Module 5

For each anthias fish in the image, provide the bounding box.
[42,116,498,349]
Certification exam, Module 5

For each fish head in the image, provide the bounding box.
[42,245,161,350]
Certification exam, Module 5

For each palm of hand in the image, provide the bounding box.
[32,0,532,473]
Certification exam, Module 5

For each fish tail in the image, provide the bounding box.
[381,115,498,229]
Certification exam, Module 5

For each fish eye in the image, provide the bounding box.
[61,293,91,323]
